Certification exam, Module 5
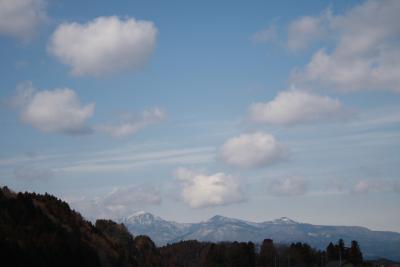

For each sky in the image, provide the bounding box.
[0,0,400,232]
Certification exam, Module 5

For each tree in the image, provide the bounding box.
[326,242,337,262]
[348,240,363,265]
[258,239,277,267]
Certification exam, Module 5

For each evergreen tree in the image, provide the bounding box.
[337,239,346,264]
[348,240,363,265]
[326,242,337,262]
[258,239,277,267]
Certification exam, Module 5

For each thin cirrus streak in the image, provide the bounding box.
[0,146,215,177]
[55,147,215,173]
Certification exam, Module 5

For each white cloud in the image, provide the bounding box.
[292,0,400,92]
[0,0,47,41]
[248,89,345,125]
[252,25,277,44]
[352,179,400,194]
[96,108,166,137]
[67,185,161,219]
[48,16,157,76]
[287,9,331,52]
[175,168,245,208]
[268,177,308,196]
[219,132,287,168]
[13,81,95,134]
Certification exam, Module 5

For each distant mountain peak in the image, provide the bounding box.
[122,211,161,225]
[207,215,299,225]
[127,210,147,218]
[208,215,229,221]
[271,217,299,224]
[207,215,244,224]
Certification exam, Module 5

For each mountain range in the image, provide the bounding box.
[119,211,400,261]
[2,186,398,266]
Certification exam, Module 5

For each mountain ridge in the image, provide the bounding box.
[118,212,400,261]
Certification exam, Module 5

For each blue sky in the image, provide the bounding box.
[1,0,400,232]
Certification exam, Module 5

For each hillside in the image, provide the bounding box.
[0,186,159,267]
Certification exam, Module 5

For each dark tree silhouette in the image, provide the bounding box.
[348,240,363,265]
[258,239,277,267]
[326,242,337,262]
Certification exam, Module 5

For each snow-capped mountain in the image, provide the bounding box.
[119,212,400,261]
[118,211,192,245]
[269,216,298,224]
[121,211,165,225]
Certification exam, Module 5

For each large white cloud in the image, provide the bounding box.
[0,0,47,40]
[96,108,166,137]
[268,177,308,197]
[219,132,287,169]
[13,82,95,134]
[175,168,245,208]
[48,16,157,76]
[248,90,344,125]
[292,0,400,92]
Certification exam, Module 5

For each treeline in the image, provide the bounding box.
[0,186,382,267]
[160,238,365,267]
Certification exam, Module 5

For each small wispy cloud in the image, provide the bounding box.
[13,165,55,182]
[351,179,400,194]
[96,108,166,137]
[66,185,161,219]
[252,25,277,44]
[267,177,309,197]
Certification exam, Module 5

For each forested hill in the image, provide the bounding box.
[0,186,159,267]
[0,186,394,267]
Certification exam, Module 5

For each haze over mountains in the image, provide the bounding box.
[119,212,400,261]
